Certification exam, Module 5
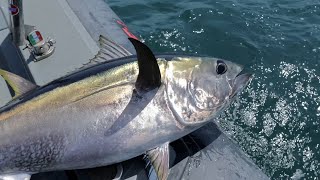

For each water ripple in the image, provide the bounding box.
[217,61,320,178]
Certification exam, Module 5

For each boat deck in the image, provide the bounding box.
[20,0,99,85]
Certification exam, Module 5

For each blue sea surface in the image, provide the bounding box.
[107,0,320,179]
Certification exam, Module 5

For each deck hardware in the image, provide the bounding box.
[26,30,55,61]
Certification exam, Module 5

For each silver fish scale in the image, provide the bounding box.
[0,134,65,173]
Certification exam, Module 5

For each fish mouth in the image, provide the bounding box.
[230,71,253,98]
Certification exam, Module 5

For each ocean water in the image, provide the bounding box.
[107,0,320,179]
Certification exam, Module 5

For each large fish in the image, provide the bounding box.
[0,37,252,180]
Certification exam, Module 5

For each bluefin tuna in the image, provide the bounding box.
[0,37,252,180]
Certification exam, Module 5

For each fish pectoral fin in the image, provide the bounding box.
[146,142,170,180]
[0,69,37,98]
[128,38,161,94]
[0,174,31,180]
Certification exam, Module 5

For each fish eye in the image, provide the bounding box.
[216,60,227,75]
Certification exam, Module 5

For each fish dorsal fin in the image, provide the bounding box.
[90,35,132,64]
[0,69,37,98]
[128,38,161,93]
[74,35,133,72]
[146,142,170,180]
